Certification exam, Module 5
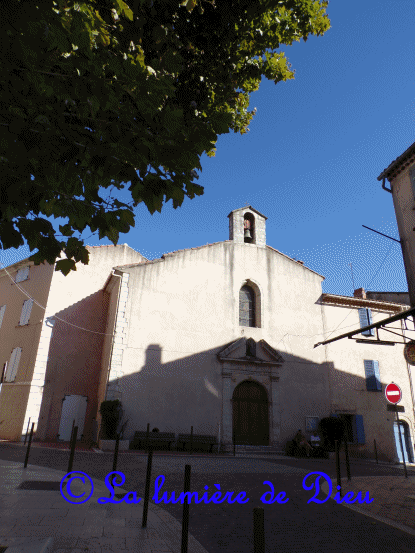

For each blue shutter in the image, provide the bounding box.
[358,308,371,336]
[373,360,381,391]
[366,309,375,336]
[354,415,365,444]
[364,360,377,390]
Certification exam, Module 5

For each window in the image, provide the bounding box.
[358,308,374,336]
[0,305,5,329]
[306,417,319,432]
[239,285,255,327]
[364,360,381,391]
[15,266,29,283]
[19,299,33,326]
[5,348,22,382]
[332,413,365,444]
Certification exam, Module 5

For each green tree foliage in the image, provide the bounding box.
[1,0,330,275]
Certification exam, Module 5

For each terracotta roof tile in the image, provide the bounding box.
[377,141,415,181]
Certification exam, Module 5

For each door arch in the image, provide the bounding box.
[232,380,269,446]
[394,420,413,463]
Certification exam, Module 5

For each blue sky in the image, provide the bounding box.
[2,0,414,297]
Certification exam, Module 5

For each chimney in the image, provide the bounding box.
[353,288,366,299]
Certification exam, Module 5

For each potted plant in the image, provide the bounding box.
[98,399,130,451]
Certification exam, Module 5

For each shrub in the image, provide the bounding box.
[99,399,129,440]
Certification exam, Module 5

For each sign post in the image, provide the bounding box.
[385,382,407,478]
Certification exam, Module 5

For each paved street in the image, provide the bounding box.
[1,443,415,552]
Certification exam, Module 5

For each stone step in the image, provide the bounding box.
[232,445,285,455]
[0,537,53,553]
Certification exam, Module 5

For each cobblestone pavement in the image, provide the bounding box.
[321,473,415,535]
[2,442,415,553]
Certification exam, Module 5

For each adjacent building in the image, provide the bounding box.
[378,140,415,307]
[0,206,413,462]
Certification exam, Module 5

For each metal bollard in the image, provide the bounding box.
[24,423,35,468]
[142,448,153,528]
[344,439,351,482]
[335,440,341,497]
[253,508,265,553]
[67,426,78,474]
[24,418,31,445]
[112,433,120,473]
[145,423,150,452]
[374,439,378,464]
[69,419,76,445]
[190,426,193,455]
[181,464,191,553]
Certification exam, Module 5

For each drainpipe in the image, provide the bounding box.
[104,271,123,403]
[381,177,392,193]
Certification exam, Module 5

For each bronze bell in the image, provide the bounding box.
[244,228,252,239]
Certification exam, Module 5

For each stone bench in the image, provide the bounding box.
[130,431,175,451]
[177,434,218,453]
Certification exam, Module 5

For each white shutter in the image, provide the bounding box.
[6,347,22,382]
[0,305,6,329]
[19,299,33,326]
[15,267,29,283]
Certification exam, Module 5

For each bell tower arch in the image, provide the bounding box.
[228,206,267,247]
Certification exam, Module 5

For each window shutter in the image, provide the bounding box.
[364,360,377,390]
[373,360,381,391]
[354,414,365,444]
[359,308,374,336]
[6,347,22,382]
[366,309,375,336]
[0,305,6,329]
[358,308,370,335]
[15,267,29,283]
[19,299,33,326]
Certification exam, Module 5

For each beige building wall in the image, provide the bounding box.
[0,244,146,441]
[321,296,414,461]
[0,261,54,440]
[378,143,415,307]
[390,168,415,307]
[101,238,330,449]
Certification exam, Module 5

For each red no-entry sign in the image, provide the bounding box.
[385,383,402,404]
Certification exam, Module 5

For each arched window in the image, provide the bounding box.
[239,285,255,327]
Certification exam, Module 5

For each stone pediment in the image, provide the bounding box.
[217,338,284,366]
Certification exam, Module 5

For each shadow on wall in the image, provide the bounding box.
[98,339,407,462]
[36,289,108,442]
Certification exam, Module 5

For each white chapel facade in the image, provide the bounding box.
[0,206,414,462]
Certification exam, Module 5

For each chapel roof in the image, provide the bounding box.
[227,206,268,219]
[112,240,325,278]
